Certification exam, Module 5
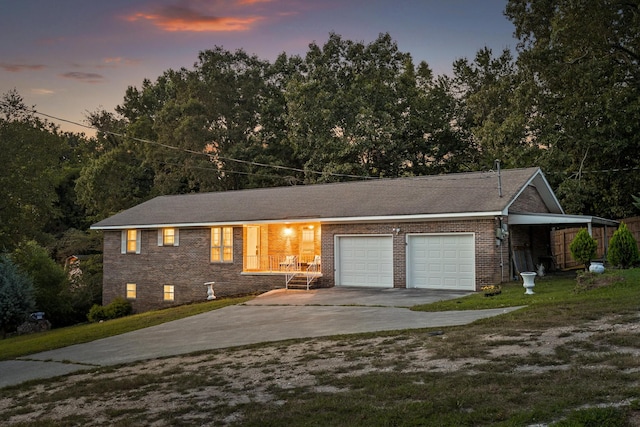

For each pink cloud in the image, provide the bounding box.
[101,57,140,67]
[125,0,273,32]
[125,1,266,32]
[237,0,273,4]
[31,88,55,95]
[0,63,46,72]
[60,72,106,83]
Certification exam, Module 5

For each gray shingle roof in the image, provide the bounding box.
[92,167,555,229]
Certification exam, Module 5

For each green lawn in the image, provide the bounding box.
[0,296,253,360]
[1,270,639,426]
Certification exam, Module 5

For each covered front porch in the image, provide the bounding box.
[242,222,322,278]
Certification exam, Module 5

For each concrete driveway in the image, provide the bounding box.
[0,287,522,388]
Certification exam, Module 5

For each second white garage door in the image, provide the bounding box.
[336,236,393,287]
[407,234,475,290]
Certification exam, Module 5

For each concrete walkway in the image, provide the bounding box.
[0,288,523,388]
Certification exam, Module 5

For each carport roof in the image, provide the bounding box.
[508,212,619,227]
[92,167,562,229]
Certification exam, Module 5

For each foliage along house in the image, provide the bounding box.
[91,167,617,312]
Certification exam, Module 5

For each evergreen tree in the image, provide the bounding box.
[0,254,35,338]
[608,222,640,269]
[569,228,598,270]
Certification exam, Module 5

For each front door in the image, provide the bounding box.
[246,226,260,269]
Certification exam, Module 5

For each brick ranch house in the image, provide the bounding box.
[91,167,617,312]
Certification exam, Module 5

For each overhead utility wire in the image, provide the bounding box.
[30,108,376,181]
[23,108,640,178]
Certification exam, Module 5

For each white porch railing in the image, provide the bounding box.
[244,255,322,289]
[282,256,298,287]
[306,257,321,288]
[245,255,308,272]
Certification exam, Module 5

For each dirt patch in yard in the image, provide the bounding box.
[2,313,640,426]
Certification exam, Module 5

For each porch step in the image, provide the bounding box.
[286,274,321,290]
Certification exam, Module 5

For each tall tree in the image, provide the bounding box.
[113,47,297,193]
[75,109,154,221]
[452,48,540,170]
[286,33,462,181]
[506,0,640,218]
[0,90,67,249]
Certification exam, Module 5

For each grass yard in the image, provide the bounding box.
[0,296,253,360]
[1,270,639,426]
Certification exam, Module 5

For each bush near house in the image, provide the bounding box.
[0,255,36,338]
[608,222,640,269]
[88,297,132,323]
[569,228,598,270]
[11,241,72,328]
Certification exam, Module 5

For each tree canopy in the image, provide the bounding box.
[3,21,639,243]
[505,0,640,217]
[3,16,640,327]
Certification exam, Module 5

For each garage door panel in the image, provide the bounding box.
[408,234,475,290]
[337,236,393,288]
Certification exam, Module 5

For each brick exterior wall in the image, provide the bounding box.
[101,183,553,312]
[321,219,503,290]
[509,185,550,213]
[103,227,284,313]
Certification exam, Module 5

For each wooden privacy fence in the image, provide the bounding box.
[550,216,640,270]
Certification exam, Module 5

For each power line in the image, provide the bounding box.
[29,108,377,181]
[18,107,640,178]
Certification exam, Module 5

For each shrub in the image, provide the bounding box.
[607,222,640,269]
[88,297,132,323]
[87,304,107,323]
[0,255,36,338]
[12,241,72,327]
[569,228,598,270]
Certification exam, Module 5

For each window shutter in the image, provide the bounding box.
[174,229,179,246]
[158,229,163,246]
[136,230,142,254]
[121,231,127,254]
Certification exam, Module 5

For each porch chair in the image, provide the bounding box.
[307,255,321,273]
[279,255,297,270]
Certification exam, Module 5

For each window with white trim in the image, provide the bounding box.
[163,285,175,301]
[158,228,179,246]
[126,283,137,299]
[211,227,233,262]
[121,230,141,254]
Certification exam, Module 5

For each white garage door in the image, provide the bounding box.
[336,236,393,287]
[407,234,475,290]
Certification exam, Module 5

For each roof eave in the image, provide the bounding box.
[90,211,506,230]
[509,213,619,227]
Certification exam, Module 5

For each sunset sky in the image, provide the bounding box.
[1,0,516,134]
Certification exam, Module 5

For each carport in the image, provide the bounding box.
[508,213,619,273]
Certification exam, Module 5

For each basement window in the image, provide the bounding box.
[163,285,175,302]
[126,283,137,299]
